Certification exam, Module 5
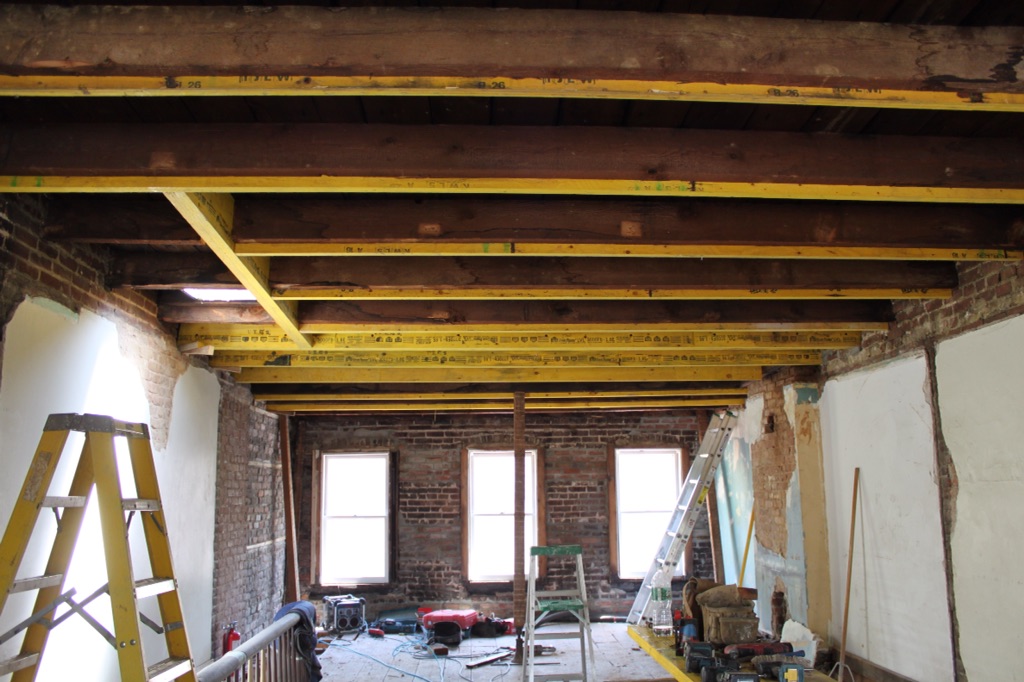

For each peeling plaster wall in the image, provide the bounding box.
[935,315,1024,682]
[820,353,953,681]
[0,299,219,679]
[715,397,759,588]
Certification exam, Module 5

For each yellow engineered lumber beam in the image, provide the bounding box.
[164,192,312,349]
[235,241,1024,261]
[236,366,763,383]
[5,178,1024,204]
[299,321,889,333]
[178,325,863,351]
[270,285,949,301]
[4,74,1024,113]
[265,397,746,413]
[252,388,751,402]
[211,349,822,368]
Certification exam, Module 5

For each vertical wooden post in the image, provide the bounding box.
[279,416,301,603]
[513,391,527,634]
[699,410,726,583]
[310,450,321,587]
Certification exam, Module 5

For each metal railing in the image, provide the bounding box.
[197,612,308,682]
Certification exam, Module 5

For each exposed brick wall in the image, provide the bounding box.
[2,194,288,655]
[823,260,1024,377]
[0,194,187,449]
[295,410,710,620]
[746,367,818,557]
[210,379,287,651]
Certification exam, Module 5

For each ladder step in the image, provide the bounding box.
[0,653,40,676]
[135,577,176,599]
[536,598,585,611]
[147,657,192,682]
[534,674,586,681]
[123,498,161,512]
[533,631,584,641]
[42,496,87,508]
[10,573,63,592]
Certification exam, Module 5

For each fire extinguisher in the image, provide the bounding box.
[222,621,241,655]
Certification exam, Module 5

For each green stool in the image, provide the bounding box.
[524,544,596,682]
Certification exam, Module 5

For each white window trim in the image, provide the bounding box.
[466,448,539,583]
[613,447,685,580]
[319,451,391,586]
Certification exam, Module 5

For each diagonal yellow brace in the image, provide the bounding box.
[164,191,311,349]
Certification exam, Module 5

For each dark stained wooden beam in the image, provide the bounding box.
[44,195,199,245]
[158,297,893,328]
[46,193,1024,257]
[1,6,1022,110]
[116,252,955,298]
[296,300,895,329]
[230,196,1024,257]
[3,124,1023,201]
[270,256,955,299]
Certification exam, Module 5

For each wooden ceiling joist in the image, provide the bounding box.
[252,388,751,402]
[50,195,1024,261]
[177,325,863,352]
[3,124,1024,203]
[264,397,746,415]
[2,7,1023,111]
[209,349,822,369]
[157,298,894,329]
[236,366,763,384]
[117,253,956,300]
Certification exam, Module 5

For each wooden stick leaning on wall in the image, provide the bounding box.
[737,509,756,586]
[832,467,861,682]
[279,416,301,603]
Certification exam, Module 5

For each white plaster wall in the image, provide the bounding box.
[936,314,1024,681]
[0,299,219,680]
[820,353,953,681]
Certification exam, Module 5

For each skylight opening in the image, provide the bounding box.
[182,288,257,302]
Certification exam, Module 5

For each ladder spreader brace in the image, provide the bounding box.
[0,413,196,682]
[626,411,737,628]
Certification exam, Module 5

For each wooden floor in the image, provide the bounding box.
[317,622,678,682]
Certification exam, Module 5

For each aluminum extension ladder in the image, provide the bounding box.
[0,413,196,682]
[524,544,596,682]
[626,411,737,628]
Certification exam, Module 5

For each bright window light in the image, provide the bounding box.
[320,452,390,585]
[182,288,257,302]
[468,449,537,581]
[615,448,684,579]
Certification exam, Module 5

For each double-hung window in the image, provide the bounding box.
[464,448,543,582]
[611,447,685,579]
[320,451,391,585]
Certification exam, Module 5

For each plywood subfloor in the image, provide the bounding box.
[317,622,677,682]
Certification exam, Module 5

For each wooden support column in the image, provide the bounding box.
[699,410,727,584]
[279,416,301,603]
[513,391,527,635]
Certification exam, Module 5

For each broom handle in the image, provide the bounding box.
[838,467,861,674]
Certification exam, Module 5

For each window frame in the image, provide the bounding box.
[608,445,691,580]
[316,450,398,587]
[461,446,546,584]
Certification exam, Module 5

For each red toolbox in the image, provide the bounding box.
[421,609,479,630]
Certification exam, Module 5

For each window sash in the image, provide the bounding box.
[320,452,390,585]
[615,448,683,579]
[467,449,538,582]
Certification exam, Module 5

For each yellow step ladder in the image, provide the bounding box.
[0,414,196,682]
[524,544,595,682]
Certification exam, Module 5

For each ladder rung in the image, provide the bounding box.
[533,631,584,641]
[42,496,87,508]
[147,657,192,682]
[123,499,161,512]
[135,577,176,599]
[10,573,63,593]
[0,653,40,676]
